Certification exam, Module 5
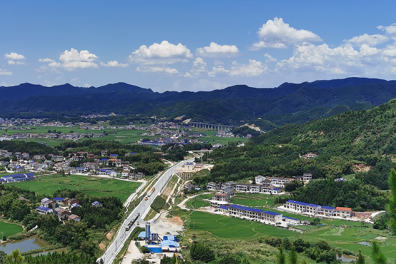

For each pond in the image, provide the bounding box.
[0,235,50,255]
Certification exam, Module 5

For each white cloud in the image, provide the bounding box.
[214,60,224,66]
[251,41,287,49]
[0,69,13,76]
[208,66,229,77]
[347,34,389,46]
[57,48,98,70]
[229,60,267,77]
[183,72,192,78]
[100,60,129,67]
[196,42,239,57]
[8,60,26,65]
[129,41,193,64]
[251,17,322,50]
[136,66,179,74]
[5,52,25,60]
[264,53,277,62]
[378,23,396,35]
[39,58,55,62]
[275,42,396,77]
[1,82,8,86]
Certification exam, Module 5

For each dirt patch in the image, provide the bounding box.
[375,236,387,241]
[354,163,371,172]
[168,216,183,226]
[150,213,184,237]
[106,230,115,240]
[99,242,106,250]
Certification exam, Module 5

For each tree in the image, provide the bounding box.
[289,245,298,264]
[371,241,387,264]
[276,246,286,264]
[356,248,365,264]
[5,248,24,264]
[388,169,396,235]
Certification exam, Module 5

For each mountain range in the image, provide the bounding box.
[2,77,396,129]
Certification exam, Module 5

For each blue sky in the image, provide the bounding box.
[1,1,396,92]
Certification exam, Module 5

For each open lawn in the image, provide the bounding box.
[9,174,141,202]
[0,221,23,237]
[230,193,278,208]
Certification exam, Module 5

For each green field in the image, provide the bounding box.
[230,193,278,208]
[9,174,141,202]
[6,125,248,146]
[186,211,396,260]
[0,221,23,237]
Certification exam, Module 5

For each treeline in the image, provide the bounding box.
[161,143,212,162]
[0,141,58,156]
[291,178,387,211]
[24,251,95,264]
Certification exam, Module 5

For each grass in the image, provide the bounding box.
[9,174,141,202]
[186,200,210,209]
[144,208,158,221]
[0,221,23,237]
[182,209,396,261]
[230,193,278,208]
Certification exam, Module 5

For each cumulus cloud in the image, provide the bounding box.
[347,34,389,46]
[208,66,229,77]
[38,58,55,62]
[229,60,267,77]
[251,18,322,50]
[129,41,193,64]
[5,52,25,60]
[57,48,98,69]
[0,69,13,76]
[100,60,129,67]
[136,66,179,74]
[378,23,396,35]
[196,42,239,57]
[275,42,396,77]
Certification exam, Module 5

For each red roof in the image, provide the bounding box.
[336,207,352,211]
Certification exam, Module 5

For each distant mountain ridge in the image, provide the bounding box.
[2,77,396,128]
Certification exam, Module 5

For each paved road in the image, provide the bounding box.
[98,158,192,264]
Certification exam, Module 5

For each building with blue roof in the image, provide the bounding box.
[36,206,53,214]
[92,201,103,207]
[53,197,64,204]
[1,173,35,183]
[318,206,335,216]
[229,204,282,222]
[160,240,179,248]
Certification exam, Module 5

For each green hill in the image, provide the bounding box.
[202,98,396,210]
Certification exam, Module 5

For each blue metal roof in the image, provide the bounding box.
[307,203,320,208]
[130,152,137,154]
[101,158,108,161]
[99,169,107,172]
[76,167,85,170]
[295,201,308,206]
[53,197,64,201]
[110,154,118,156]
[273,188,279,191]
[321,206,335,210]
[283,216,299,221]
[37,206,51,212]
[25,172,34,177]
[160,240,179,247]
[219,205,229,210]
[264,210,281,216]
[230,204,264,213]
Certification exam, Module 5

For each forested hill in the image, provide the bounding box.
[209,98,396,182]
[204,99,396,210]
[3,77,396,128]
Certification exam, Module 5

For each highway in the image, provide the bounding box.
[98,158,192,264]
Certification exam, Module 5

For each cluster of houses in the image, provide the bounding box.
[36,197,104,222]
[282,200,353,218]
[0,132,104,141]
[207,174,313,196]
[0,173,34,183]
